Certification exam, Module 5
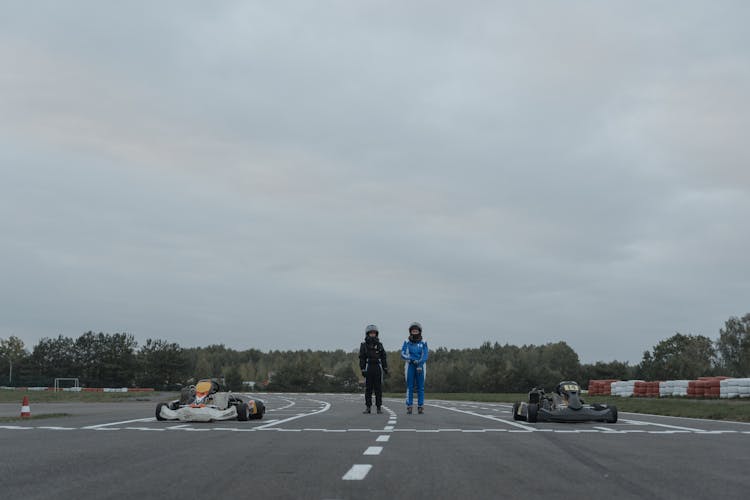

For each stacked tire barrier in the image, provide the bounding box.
[587,378,749,398]
[687,377,728,398]
[659,380,690,397]
[720,378,750,399]
[634,381,661,397]
[587,379,619,396]
[612,380,643,397]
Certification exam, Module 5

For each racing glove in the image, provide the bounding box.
[416,366,423,373]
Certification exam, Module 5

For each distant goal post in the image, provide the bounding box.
[54,378,80,392]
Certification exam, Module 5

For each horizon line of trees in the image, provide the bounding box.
[1,313,747,392]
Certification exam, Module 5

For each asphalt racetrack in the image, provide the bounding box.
[1,393,749,499]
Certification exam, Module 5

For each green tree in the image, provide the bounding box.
[136,339,188,389]
[716,314,750,377]
[0,336,28,385]
[638,333,715,380]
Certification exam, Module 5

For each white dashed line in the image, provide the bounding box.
[376,435,390,442]
[342,464,372,480]
[363,446,383,456]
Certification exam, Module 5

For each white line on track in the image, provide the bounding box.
[376,435,390,442]
[363,446,383,455]
[619,418,705,432]
[82,417,154,429]
[254,400,331,430]
[428,402,536,431]
[342,464,372,480]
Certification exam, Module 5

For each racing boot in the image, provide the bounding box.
[363,406,371,414]
[418,406,424,414]
[376,406,383,414]
[406,406,413,415]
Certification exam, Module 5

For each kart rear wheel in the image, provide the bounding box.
[237,402,250,421]
[512,402,524,421]
[155,402,167,421]
[526,403,538,423]
[606,405,618,424]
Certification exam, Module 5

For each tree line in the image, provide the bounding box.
[1,313,748,392]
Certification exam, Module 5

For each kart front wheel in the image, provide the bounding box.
[237,402,250,421]
[512,402,524,421]
[250,401,265,420]
[155,403,167,421]
[526,403,538,423]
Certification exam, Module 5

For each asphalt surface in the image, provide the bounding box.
[1,393,749,499]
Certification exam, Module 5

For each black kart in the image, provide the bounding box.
[512,381,617,423]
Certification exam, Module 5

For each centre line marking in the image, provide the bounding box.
[376,435,390,442]
[342,464,372,480]
[384,425,394,431]
[363,446,383,455]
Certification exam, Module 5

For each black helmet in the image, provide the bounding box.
[408,322,422,342]
[365,324,379,336]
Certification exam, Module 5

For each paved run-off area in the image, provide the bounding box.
[1,394,749,499]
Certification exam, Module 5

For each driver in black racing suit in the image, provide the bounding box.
[359,324,388,414]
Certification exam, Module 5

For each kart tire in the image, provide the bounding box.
[237,402,250,421]
[250,401,265,420]
[606,405,618,424]
[512,402,524,421]
[155,402,167,421]
[526,403,538,423]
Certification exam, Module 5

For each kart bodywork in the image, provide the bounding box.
[513,381,617,423]
[155,379,265,422]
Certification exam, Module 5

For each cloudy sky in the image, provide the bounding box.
[1,1,748,362]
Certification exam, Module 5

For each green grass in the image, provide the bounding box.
[0,413,72,423]
[385,392,750,422]
[0,390,163,403]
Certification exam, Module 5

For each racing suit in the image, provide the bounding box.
[359,336,388,408]
[401,338,428,407]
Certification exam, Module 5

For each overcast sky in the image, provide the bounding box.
[1,1,748,363]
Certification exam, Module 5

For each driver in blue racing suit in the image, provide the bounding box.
[401,322,428,414]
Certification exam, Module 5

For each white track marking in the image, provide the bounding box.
[363,446,383,455]
[619,418,705,432]
[428,402,536,431]
[376,435,390,442]
[82,417,154,429]
[35,426,76,430]
[0,426,33,430]
[620,411,750,426]
[254,400,331,430]
[383,425,394,431]
[342,464,372,480]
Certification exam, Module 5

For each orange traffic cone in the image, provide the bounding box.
[21,396,31,418]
